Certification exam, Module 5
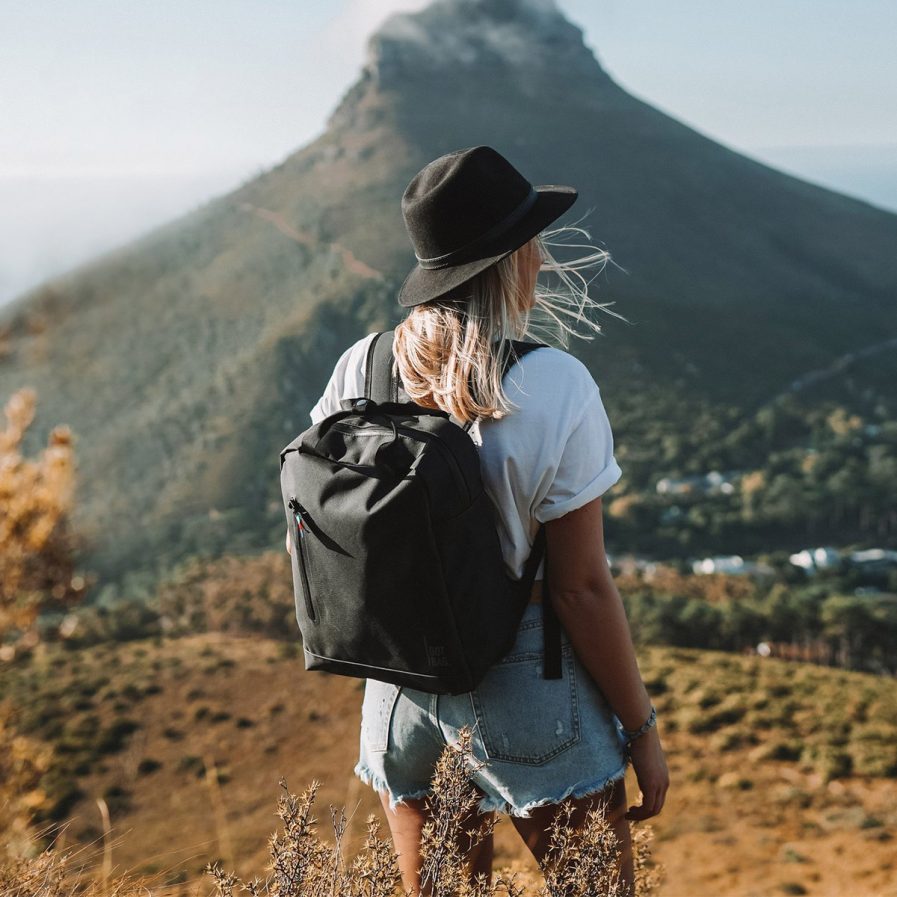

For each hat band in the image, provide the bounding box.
[415,188,539,270]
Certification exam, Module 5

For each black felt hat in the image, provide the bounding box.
[397,146,578,308]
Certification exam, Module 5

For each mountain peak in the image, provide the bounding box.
[365,0,607,87]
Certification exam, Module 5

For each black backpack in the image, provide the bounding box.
[279,329,563,695]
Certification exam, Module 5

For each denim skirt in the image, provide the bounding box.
[354,602,631,817]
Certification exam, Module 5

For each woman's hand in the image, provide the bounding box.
[624,727,669,820]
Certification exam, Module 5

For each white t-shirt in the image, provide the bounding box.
[309,332,622,581]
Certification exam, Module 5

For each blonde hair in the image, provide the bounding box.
[393,224,629,424]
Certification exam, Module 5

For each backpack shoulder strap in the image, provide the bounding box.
[364,330,401,404]
[496,339,547,379]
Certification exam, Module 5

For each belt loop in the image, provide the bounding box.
[429,691,439,725]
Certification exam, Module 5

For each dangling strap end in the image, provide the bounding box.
[542,591,563,679]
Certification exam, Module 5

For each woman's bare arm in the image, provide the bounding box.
[544,495,669,819]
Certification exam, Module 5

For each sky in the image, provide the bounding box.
[2,0,896,304]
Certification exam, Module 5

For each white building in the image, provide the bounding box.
[789,546,841,571]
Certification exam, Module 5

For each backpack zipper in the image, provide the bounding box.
[396,427,471,506]
[288,497,316,621]
[335,423,471,505]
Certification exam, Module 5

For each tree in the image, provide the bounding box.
[820,594,877,670]
[0,388,88,654]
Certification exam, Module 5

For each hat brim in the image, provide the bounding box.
[397,185,578,308]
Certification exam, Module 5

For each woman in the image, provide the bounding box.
[300,146,669,895]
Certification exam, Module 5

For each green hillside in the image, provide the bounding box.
[1,0,895,588]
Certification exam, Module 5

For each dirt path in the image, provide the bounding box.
[239,202,383,280]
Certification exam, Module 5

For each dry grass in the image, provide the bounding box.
[0,829,171,897]
[4,632,896,894]
[1,727,660,897]
[205,726,662,897]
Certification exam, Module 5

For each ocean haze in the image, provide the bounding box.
[748,144,897,216]
[0,168,262,306]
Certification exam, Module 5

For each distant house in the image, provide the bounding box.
[656,469,742,497]
[848,548,897,572]
[789,546,842,572]
[606,553,662,577]
[691,555,774,577]
[790,546,897,576]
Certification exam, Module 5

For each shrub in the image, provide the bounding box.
[749,740,803,762]
[0,388,91,657]
[177,755,205,777]
[95,719,140,755]
[136,758,162,776]
[800,744,853,782]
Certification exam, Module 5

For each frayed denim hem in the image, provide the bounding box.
[354,762,432,811]
[475,761,629,818]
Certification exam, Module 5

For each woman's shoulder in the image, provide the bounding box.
[506,344,602,398]
[515,344,593,373]
[476,344,605,439]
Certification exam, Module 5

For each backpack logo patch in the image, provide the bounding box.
[425,639,450,669]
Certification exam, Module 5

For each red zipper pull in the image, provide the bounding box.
[289,498,306,538]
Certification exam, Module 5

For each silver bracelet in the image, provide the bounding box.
[621,705,656,744]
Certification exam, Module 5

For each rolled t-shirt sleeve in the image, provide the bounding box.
[533,386,623,524]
